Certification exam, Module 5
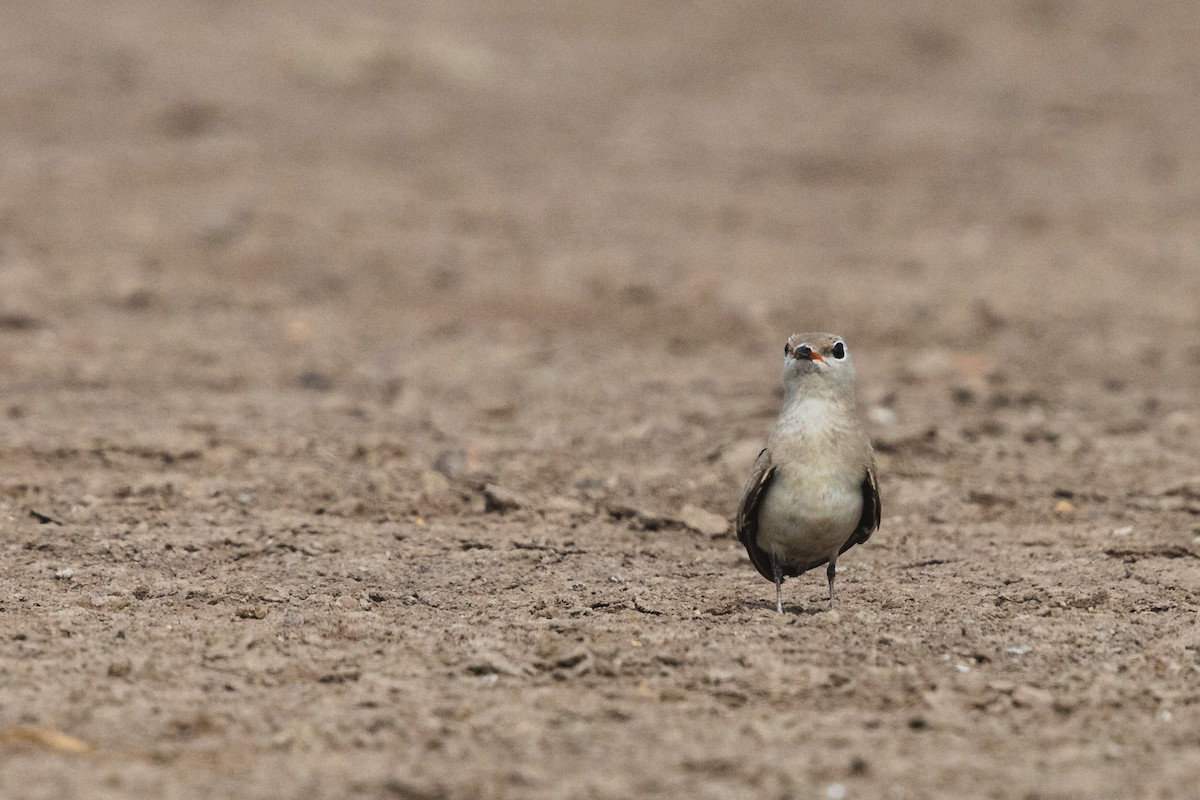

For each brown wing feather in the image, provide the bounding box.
[839,457,880,555]
[735,448,777,582]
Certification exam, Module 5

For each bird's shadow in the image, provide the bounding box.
[744,598,830,615]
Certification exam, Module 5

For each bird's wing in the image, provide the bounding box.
[736,447,777,582]
[840,456,881,555]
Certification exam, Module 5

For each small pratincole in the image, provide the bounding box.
[736,332,880,613]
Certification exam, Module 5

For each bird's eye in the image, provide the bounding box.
[831,341,846,359]
[784,343,792,357]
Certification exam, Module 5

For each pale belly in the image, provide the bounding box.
[755,469,862,572]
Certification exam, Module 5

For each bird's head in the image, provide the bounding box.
[782,332,856,396]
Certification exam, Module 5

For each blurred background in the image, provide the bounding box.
[3,1,1198,371]
[3,0,1198,504]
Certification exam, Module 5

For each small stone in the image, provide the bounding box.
[483,484,526,513]
[235,606,268,620]
[1067,589,1108,609]
[1053,499,1075,515]
[465,650,530,678]
[868,405,898,425]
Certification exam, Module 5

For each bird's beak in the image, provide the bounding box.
[790,345,826,364]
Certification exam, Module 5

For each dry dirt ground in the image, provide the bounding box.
[2,2,1200,798]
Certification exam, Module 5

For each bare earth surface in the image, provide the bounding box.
[2,2,1200,798]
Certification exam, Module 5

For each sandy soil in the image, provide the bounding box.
[2,2,1200,798]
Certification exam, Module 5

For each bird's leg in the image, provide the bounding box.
[826,554,838,610]
[772,552,783,614]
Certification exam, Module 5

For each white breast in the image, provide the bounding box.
[755,397,865,570]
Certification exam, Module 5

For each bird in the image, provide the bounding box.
[736,332,880,613]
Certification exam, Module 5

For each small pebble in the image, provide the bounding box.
[868,406,897,426]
